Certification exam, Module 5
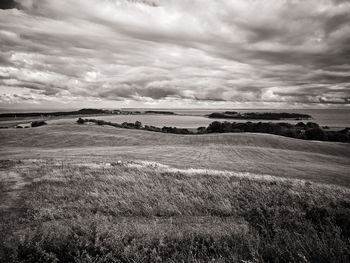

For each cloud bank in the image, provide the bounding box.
[1,0,350,109]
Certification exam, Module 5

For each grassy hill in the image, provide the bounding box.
[0,122,349,186]
[1,122,350,262]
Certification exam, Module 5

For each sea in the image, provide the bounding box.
[99,108,350,129]
[1,108,349,129]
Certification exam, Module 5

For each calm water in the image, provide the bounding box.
[2,108,349,129]
[77,109,350,129]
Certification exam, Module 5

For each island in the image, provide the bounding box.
[144,111,176,115]
[208,111,312,120]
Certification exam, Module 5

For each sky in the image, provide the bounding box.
[0,0,350,110]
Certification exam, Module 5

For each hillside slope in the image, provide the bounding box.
[1,160,349,262]
[1,123,349,186]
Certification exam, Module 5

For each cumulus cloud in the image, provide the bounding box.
[0,0,349,109]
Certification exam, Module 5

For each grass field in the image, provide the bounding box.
[1,122,349,186]
[1,121,350,262]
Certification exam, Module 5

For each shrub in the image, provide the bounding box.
[197,127,207,134]
[296,122,307,128]
[135,121,142,128]
[31,121,47,127]
[307,122,320,129]
[161,126,193,134]
[327,131,349,142]
[207,121,223,133]
[305,128,328,141]
[77,118,85,124]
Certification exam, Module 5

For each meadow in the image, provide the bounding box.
[1,122,349,186]
[1,122,350,262]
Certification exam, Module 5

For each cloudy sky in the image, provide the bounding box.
[1,0,350,110]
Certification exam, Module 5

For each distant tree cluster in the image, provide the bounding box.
[202,121,350,143]
[77,118,193,134]
[160,126,193,134]
[31,121,47,127]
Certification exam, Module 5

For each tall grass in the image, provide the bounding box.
[1,161,349,262]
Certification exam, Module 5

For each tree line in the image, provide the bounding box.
[77,118,350,143]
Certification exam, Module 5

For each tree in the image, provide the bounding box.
[305,128,328,141]
[197,127,207,134]
[306,122,319,129]
[31,121,47,127]
[135,121,142,128]
[208,121,223,133]
[77,118,85,124]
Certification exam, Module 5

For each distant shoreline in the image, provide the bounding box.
[0,108,177,119]
[1,108,349,131]
[0,108,314,120]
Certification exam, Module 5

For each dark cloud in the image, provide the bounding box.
[308,74,350,85]
[0,0,18,9]
[140,87,178,100]
[323,13,350,35]
[98,85,179,101]
[127,0,159,7]
[12,93,34,101]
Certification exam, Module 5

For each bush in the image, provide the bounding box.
[31,121,47,128]
[307,122,320,129]
[77,118,85,124]
[296,122,307,128]
[135,121,142,128]
[197,127,207,134]
[327,131,349,142]
[161,126,193,134]
[305,128,328,141]
[207,121,223,133]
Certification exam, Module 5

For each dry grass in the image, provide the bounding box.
[1,160,350,262]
